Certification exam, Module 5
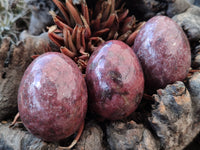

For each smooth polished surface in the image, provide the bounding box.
[86,40,144,120]
[133,16,191,89]
[18,52,87,141]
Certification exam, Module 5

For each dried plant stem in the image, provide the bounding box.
[57,121,85,150]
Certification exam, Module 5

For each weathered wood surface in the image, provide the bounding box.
[1,74,200,149]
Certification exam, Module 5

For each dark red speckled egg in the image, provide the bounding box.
[18,52,87,141]
[86,40,144,120]
[133,16,191,89]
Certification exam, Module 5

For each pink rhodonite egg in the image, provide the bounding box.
[18,52,87,141]
[86,40,144,120]
[133,16,191,89]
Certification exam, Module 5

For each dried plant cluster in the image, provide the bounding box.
[48,0,145,72]
[0,0,29,43]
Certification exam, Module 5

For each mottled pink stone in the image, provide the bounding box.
[18,52,87,141]
[86,40,144,120]
[133,16,191,89]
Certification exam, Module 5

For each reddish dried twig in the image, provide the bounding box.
[57,121,85,150]
[9,113,20,127]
